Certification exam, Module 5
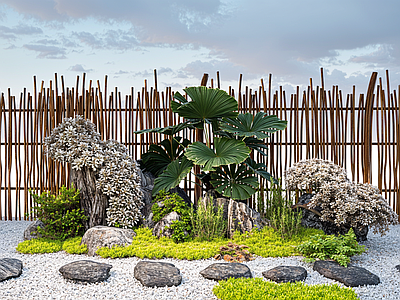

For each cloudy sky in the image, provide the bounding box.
[0,0,399,96]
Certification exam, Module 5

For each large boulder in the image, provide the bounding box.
[200,263,252,281]
[59,260,112,283]
[296,193,368,242]
[23,220,45,240]
[134,261,182,287]
[313,260,380,287]
[81,226,136,256]
[0,258,23,282]
[152,211,188,239]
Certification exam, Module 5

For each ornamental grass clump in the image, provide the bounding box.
[45,115,143,228]
[285,158,398,235]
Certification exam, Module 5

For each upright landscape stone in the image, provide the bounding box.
[152,211,188,239]
[59,260,112,283]
[81,225,136,256]
[134,261,182,287]
[313,260,380,287]
[0,258,23,282]
[23,220,45,240]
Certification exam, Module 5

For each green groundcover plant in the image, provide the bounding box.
[213,278,358,300]
[17,236,87,255]
[296,228,366,267]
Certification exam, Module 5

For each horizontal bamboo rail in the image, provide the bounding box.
[0,68,399,221]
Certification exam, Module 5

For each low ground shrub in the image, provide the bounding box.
[17,237,87,255]
[263,178,302,239]
[152,191,191,243]
[213,277,358,300]
[296,228,366,266]
[189,197,227,241]
[28,185,87,240]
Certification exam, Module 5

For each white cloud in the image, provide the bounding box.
[68,64,93,72]
[23,44,66,59]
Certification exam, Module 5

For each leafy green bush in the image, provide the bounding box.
[296,228,366,266]
[189,197,227,241]
[29,185,87,240]
[263,178,302,239]
[152,191,192,243]
[213,277,358,300]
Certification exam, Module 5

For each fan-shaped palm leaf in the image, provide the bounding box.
[185,137,250,171]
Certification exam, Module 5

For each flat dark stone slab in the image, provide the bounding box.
[134,261,182,287]
[313,260,380,287]
[200,263,252,281]
[59,260,112,283]
[262,266,307,283]
[0,258,23,282]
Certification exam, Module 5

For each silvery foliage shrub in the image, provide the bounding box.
[44,115,143,228]
[285,158,398,235]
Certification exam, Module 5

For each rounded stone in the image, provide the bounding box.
[262,266,307,283]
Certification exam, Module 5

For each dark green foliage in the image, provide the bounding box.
[189,198,227,241]
[28,185,87,240]
[296,228,366,266]
[263,178,302,239]
[213,277,358,300]
[152,191,192,243]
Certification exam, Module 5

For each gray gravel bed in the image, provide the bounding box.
[1,221,399,300]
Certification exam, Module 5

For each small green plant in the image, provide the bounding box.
[189,197,227,241]
[152,191,191,243]
[28,185,87,240]
[213,277,358,300]
[17,236,87,255]
[296,228,366,267]
[263,178,302,239]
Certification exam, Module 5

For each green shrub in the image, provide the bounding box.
[189,197,227,241]
[62,237,88,254]
[263,178,302,239]
[296,228,366,266]
[213,277,358,300]
[29,185,87,240]
[16,238,63,254]
[152,191,191,243]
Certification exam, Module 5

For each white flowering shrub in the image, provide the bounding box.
[45,115,143,228]
[285,158,398,235]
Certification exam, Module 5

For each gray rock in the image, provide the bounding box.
[134,261,182,287]
[59,260,112,283]
[297,193,369,242]
[23,220,45,240]
[152,211,188,239]
[262,266,307,283]
[81,226,136,256]
[199,263,252,281]
[138,169,156,228]
[313,260,380,287]
[395,265,400,272]
[0,258,23,282]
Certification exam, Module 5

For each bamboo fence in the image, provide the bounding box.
[0,69,399,221]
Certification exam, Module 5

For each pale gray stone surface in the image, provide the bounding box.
[23,220,45,241]
[81,226,136,256]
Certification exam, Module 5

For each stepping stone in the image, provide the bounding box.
[59,260,112,283]
[0,258,23,282]
[313,260,380,287]
[200,263,252,281]
[81,226,136,256]
[134,261,182,287]
[396,265,400,272]
[262,266,307,283]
